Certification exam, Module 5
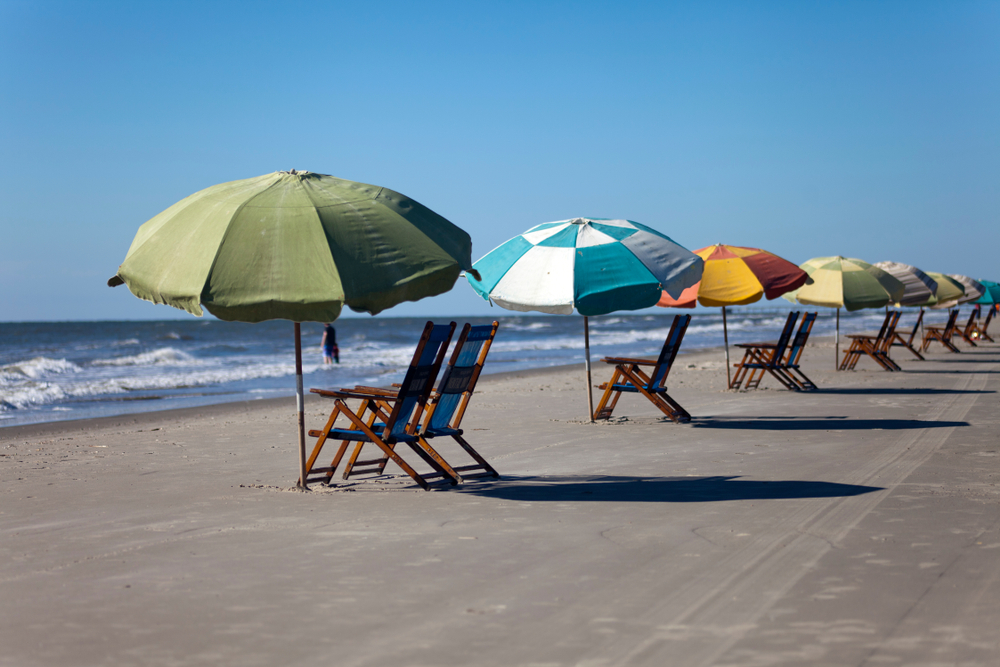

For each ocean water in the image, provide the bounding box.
[0,308,934,428]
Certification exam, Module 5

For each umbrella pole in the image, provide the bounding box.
[584,316,594,423]
[722,306,731,387]
[835,308,840,370]
[294,322,308,490]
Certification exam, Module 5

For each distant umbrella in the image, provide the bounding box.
[108,170,478,488]
[947,275,985,305]
[783,256,905,368]
[467,217,703,420]
[657,244,808,386]
[920,272,966,309]
[975,279,1000,305]
[872,261,937,307]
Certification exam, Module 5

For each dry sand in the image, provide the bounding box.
[2,338,999,666]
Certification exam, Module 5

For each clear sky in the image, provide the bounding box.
[2,0,998,321]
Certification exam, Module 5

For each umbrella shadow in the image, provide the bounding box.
[689,416,968,430]
[459,474,882,502]
[815,387,993,396]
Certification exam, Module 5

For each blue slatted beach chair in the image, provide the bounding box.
[593,314,691,422]
[730,312,800,391]
[416,321,501,481]
[304,321,460,491]
[778,311,818,390]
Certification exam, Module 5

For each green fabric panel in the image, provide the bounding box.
[574,244,661,316]
[840,270,890,311]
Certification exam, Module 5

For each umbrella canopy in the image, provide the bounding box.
[783,256,904,311]
[872,261,937,307]
[948,275,985,305]
[467,217,703,420]
[109,170,477,489]
[975,279,1000,305]
[109,170,477,322]
[656,244,808,387]
[657,244,807,307]
[468,218,703,315]
[921,272,966,309]
[783,256,905,369]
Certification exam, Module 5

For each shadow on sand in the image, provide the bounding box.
[815,387,993,395]
[459,475,882,502]
[689,416,968,430]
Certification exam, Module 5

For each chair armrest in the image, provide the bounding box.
[600,356,656,365]
[735,342,777,349]
[310,388,395,401]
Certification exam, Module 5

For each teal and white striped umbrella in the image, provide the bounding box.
[467,218,702,315]
[467,217,702,421]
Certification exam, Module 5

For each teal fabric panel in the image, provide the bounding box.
[536,225,580,248]
[589,223,637,241]
[573,244,660,316]
[467,236,533,299]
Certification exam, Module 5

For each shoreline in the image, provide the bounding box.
[0,337,847,439]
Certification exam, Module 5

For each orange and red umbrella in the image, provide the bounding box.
[658,244,808,308]
[657,244,808,386]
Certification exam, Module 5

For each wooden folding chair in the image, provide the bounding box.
[958,307,980,346]
[974,305,995,343]
[889,309,925,360]
[593,314,691,422]
[303,321,461,491]
[730,311,800,391]
[416,321,501,481]
[921,310,961,353]
[777,312,818,390]
[842,311,901,371]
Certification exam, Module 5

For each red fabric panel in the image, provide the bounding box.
[740,252,808,300]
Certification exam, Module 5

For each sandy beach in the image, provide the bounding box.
[2,338,998,666]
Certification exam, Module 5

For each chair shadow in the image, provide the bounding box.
[689,416,968,430]
[459,474,882,503]
[816,388,993,395]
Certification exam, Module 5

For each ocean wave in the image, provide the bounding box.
[90,347,198,367]
[0,357,82,380]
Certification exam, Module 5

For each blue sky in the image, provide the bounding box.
[2,0,998,321]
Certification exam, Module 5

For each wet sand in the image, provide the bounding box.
[2,338,998,666]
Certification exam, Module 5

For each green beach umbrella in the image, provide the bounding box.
[783,256,905,368]
[109,170,477,488]
[919,272,966,309]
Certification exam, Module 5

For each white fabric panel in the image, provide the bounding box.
[575,224,618,248]
[489,246,576,314]
[522,223,570,246]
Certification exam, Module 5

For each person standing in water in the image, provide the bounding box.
[321,323,339,364]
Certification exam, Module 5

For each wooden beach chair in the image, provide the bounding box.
[303,321,461,490]
[974,305,995,343]
[841,311,901,371]
[889,309,925,360]
[593,314,691,422]
[415,321,502,481]
[777,312,818,390]
[958,307,980,346]
[921,310,961,353]
[729,311,800,391]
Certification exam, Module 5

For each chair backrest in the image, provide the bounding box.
[649,314,691,388]
[426,321,500,432]
[879,311,901,353]
[983,305,995,332]
[785,312,817,366]
[904,309,924,345]
[964,307,980,334]
[386,321,456,439]
[942,309,960,336]
[872,311,893,345]
[768,311,799,365]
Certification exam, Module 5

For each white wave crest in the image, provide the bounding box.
[90,347,197,367]
[0,357,81,380]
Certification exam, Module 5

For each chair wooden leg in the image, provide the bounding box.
[593,368,624,420]
[450,434,500,479]
[335,400,431,491]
